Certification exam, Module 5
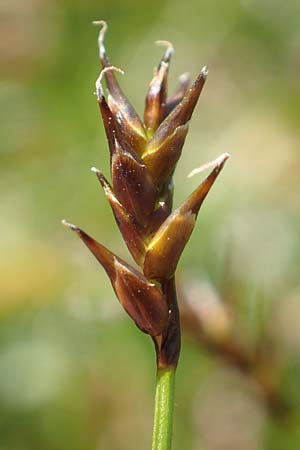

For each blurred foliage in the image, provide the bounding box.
[1,0,300,449]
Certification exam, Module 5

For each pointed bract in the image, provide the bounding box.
[142,123,189,186]
[145,67,207,156]
[144,41,174,136]
[107,94,148,155]
[92,168,146,265]
[96,86,140,160]
[62,220,168,336]
[144,210,195,281]
[111,141,157,227]
[143,154,229,280]
[180,153,229,216]
[94,21,147,154]
[95,67,126,159]
[144,62,168,137]
[97,93,117,158]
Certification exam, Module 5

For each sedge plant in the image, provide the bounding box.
[63,21,229,450]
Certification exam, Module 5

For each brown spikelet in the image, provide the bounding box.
[145,67,208,157]
[63,22,229,369]
[62,221,168,336]
[91,168,146,265]
[143,154,229,280]
[144,41,173,136]
[111,141,157,226]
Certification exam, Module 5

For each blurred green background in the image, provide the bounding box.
[1,0,300,449]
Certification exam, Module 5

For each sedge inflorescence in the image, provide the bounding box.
[63,21,229,369]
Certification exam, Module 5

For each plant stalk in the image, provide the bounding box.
[151,367,176,450]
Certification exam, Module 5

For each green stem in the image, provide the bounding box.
[151,367,176,450]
